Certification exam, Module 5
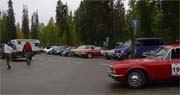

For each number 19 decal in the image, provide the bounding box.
[172,64,180,76]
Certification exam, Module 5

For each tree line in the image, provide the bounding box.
[0,0,179,47]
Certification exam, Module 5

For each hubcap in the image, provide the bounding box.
[88,54,92,58]
[68,53,70,56]
[128,72,142,87]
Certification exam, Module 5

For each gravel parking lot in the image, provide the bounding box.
[0,53,179,95]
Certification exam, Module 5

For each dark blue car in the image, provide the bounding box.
[51,46,68,55]
[114,38,164,60]
[61,47,74,56]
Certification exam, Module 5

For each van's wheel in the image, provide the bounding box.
[0,54,2,59]
[127,70,146,88]
[87,53,93,58]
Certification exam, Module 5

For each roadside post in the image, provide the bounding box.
[103,37,109,49]
[106,37,109,49]
[131,20,138,59]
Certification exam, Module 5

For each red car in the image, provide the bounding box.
[81,46,102,58]
[107,44,180,88]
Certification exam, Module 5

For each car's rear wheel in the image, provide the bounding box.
[87,53,93,58]
[67,52,71,57]
[127,70,146,88]
[105,55,111,59]
[128,54,131,59]
[0,54,2,59]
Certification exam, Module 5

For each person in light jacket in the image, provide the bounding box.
[4,42,13,69]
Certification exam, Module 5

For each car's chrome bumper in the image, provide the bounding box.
[107,71,123,78]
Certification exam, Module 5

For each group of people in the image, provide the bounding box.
[3,41,32,69]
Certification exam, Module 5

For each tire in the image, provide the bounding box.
[106,57,111,60]
[127,54,131,59]
[126,70,146,88]
[1,53,6,59]
[67,52,71,57]
[0,54,2,59]
[87,53,93,58]
[105,55,111,59]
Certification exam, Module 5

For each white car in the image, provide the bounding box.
[42,46,58,54]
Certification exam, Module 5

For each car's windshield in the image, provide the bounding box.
[122,40,131,46]
[77,45,89,49]
[53,47,61,51]
[115,43,124,49]
[148,47,169,60]
[59,46,66,49]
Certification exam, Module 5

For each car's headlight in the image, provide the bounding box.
[121,50,124,53]
[108,65,116,74]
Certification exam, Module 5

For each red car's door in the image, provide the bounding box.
[169,48,180,79]
[91,50,101,56]
[148,48,180,80]
[169,59,180,79]
[147,60,172,80]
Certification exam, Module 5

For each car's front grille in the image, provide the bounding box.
[115,50,121,53]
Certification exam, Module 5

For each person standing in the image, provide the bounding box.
[23,41,32,65]
[75,43,79,49]
[4,42,13,69]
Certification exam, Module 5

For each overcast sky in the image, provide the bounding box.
[0,0,129,25]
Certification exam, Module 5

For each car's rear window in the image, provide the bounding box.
[137,39,163,46]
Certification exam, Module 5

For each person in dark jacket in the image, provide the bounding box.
[75,43,79,49]
[23,41,32,65]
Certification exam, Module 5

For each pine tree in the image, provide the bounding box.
[0,12,8,43]
[16,22,24,39]
[0,11,1,42]
[44,17,59,46]
[56,0,70,45]
[56,0,65,36]
[22,5,30,39]
[7,0,16,41]
[31,11,39,39]
[114,0,126,41]
[74,0,113,45]
[161,0,179,44]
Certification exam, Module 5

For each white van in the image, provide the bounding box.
[10,39,41,59]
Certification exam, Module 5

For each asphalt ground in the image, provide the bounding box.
[0,53,179,95]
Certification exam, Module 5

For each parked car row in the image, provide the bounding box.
[43,45,102,58]
[42,38,165,60]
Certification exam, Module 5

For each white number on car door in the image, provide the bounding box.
[171,64,180,76]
